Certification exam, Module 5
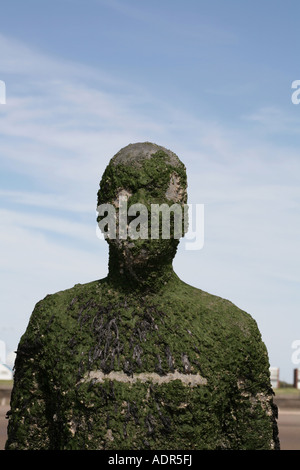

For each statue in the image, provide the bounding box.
[6,142,280,450]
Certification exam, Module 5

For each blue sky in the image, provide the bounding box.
[0,0,300,383]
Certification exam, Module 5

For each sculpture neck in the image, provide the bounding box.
[107,244,176,293]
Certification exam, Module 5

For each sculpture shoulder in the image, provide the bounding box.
[161,279,263,342]
[164,279,255,319]
[166,281,270,374]
[23,278,109,336]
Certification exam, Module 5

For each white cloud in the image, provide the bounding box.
[244,106,300,134]
[0,31,121,86]
[0,189,90,213]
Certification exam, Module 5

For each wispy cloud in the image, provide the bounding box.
[95,0,237,45]
[244,106,300,134]
[0,189,90,213]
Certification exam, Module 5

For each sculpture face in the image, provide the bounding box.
[97,143,188,280]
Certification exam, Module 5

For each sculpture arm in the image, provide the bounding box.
[5,300,53,450]
[229,321,280,450]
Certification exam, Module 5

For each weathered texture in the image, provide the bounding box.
[111,142,183,169]
[6,142,280,450]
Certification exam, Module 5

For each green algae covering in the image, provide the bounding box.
[5,143,280,450]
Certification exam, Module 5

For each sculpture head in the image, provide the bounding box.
[97,142,188,289]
